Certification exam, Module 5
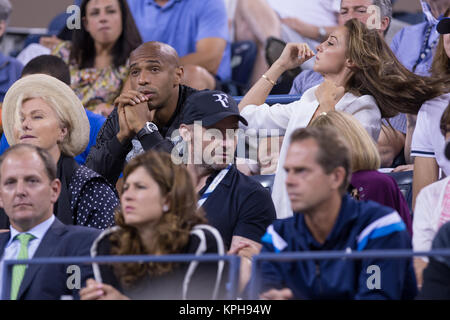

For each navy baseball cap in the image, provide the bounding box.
[181,90,248,127]
[437,17,450,34]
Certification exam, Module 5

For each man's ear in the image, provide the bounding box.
[330,166,347,192]
[179,124,192,141]
[174,66,184,87]
[380,17,390,34]
[50,179,61,204]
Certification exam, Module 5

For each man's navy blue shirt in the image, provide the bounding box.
[256,195,417,300]
[199,165,276,249]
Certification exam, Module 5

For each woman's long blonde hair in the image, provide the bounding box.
[110,151,206,288]
[344,19,446,117]
[310,111,381,172]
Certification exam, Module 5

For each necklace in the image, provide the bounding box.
[412,24,439,72]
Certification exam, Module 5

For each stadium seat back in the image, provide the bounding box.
[385,170,413,214]
[250,174,275,194]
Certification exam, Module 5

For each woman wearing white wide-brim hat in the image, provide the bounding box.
[2,74,119,229]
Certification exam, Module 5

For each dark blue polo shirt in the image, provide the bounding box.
[199,165,276,249]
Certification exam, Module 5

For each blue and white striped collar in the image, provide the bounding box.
[296,195,358,249]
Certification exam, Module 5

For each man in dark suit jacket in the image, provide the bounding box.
[0,144,100,300]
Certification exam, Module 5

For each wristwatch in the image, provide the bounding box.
[136,122,158,139]
[318,26,327,41]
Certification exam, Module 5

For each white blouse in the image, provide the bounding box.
[413,176,450,260]
[240,85,381,219]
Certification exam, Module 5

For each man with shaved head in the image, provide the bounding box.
[85,41,198,185]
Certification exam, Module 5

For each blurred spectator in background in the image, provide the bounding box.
[418,221,450,299]
[52,0,142,115]
[411,12,450,211]
[0,0,23,103]
[233,0,340,86]
[413,101,450,289]
[16,10,76,67]
[1,75,119,230]
[127,0,230,90]
[80,151,226,300]
[391,0,449,76]
[310,111,412,235]
[392,0,450,171]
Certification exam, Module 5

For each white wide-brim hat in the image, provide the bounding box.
[2,74,90,157]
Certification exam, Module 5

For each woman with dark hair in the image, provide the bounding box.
[52,0,142,115]
[238,18,446,219]
[79,151,226,300]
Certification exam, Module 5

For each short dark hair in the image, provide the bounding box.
[21,55,71,85]
[290,126,351,194]
[0,144,57,182]
[71,0,142,69]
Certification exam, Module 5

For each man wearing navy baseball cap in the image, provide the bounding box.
[179,90,248,169]
[181,90,248,128]
[179,90,276,291]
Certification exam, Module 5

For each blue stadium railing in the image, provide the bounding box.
[233,95,301,105]
[4,249,450,300]
[1,254,241,300]
[248,249,450,299]
[0,94,419,301]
